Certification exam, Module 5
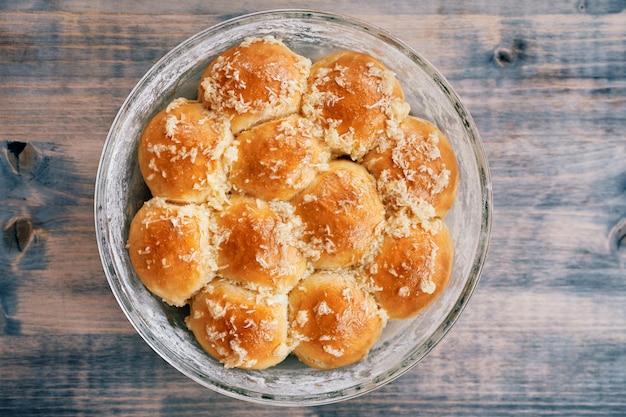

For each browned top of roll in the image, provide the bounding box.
[302,50,410,160]
[187,279,290,370]
[229,115,330,201]
[216,195,307,293]
[126,198,217,307]
[363,116,459,219]
[137,98,233,206]
[293,160,385,269]
[365,220,454,320]
[198,36,311,134]
[288,271,387,369]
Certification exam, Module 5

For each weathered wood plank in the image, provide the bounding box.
[2,0,626,16]
[1,3,625,416]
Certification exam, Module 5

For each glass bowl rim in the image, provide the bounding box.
[94,8,493,406]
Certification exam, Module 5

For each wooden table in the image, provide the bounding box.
[2,1,625,415]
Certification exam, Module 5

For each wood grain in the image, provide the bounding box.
[1,1,626,416]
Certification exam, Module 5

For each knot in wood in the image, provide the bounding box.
[494,38,527,67]
[609,217,626,253]
[6,141,37,175]
[4,217,34,253]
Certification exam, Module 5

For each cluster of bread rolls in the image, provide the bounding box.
[127,36,459,370]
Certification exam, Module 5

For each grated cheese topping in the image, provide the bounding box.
[200,36,311,133]
[302,52,410,160]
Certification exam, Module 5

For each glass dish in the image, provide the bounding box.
[94,9,492,406]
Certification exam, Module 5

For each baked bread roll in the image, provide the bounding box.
[365,219,453,320]
[229,115,330,200]
[138,98,233,206]
[363,116,459,219]
[302,50,410,160]
[198,36,311,134]
[289,271,387,369]
[216,195,307,293]
[293,160,385,269]
[127,197,218,307]
[187,279,290,369]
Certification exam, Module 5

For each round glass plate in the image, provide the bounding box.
[95,9,492,406]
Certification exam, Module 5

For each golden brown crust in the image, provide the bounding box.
[216,195,307,293]
[186,279,290,369]
[126,198,217,307]
[138,98,233,206]
[288,271,387,369]
[198,36,311,134]
[363,116,459,219]
[229,115,330,200]
[293,160,385,269]
[302,50,410,160]
[365,220,454,320]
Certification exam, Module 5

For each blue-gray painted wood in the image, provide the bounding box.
[1,2,625,416]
